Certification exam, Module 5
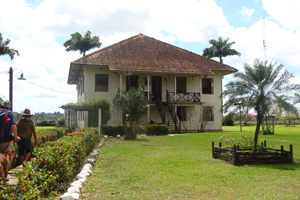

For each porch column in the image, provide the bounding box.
[120,73,122,91]
[66,109,69,126]
[69,110,72,128]
[174,76,177,102]
[147,74,150,100]
[199,75,201,93]
[147,105,150,124]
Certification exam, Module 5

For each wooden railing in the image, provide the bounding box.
[167,91,200,102]
[156,94,168,126]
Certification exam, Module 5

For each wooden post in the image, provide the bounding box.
[264,140,266,147]
[290,144,293,163]
[212,142,215,158]
[233,145,237,165]
[219,142,222,147]
[281,145,284,152]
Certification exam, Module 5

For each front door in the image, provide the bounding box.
[152,76,162,101]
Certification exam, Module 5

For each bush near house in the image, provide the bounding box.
[1,128,100,199]
[66,98,112,126]
[145,124,170,136]
[101,125,125,137]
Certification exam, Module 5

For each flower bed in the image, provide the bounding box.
[1,128,100,199]
[212,140,293,165]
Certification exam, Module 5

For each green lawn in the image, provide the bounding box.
[81,125,300,200]
[35,126,56,132]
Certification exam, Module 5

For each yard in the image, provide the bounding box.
[80,125,300,200]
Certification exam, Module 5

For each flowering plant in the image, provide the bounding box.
[217,135,253,148]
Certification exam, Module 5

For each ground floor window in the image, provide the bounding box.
[177,106,186,121]
[203,106,214,121]
[95,74,108,92]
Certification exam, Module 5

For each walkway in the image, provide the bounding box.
[7,164,23,186]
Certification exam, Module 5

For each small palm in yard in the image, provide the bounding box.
[113,84,147,140]
[223,59,300,147]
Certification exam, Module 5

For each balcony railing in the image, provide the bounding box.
[167,90,201,102]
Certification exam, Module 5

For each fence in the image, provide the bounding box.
[212,140,293,165]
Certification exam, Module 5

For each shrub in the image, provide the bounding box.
[36,120,56,126]
[217,135,254,148]
[145,124,170,136]
[222,113,235,126]
[101,125,125,137]
[66,98,111,126]
[56,117,66,127]
[1,128,100,199]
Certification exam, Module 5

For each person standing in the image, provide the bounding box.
[16,108,37,165]
[0,100,21,154]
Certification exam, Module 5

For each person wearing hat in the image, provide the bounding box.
[0,100,21,154]
[16,108,37,165]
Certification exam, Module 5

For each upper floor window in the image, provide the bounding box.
[202,78,213,94]
[95,74,108,92]
[176,77,186,93]
[126,75,139,91]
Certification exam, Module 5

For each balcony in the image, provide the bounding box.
[167,90,201,102]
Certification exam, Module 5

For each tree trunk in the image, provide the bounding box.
[219,56,223,63]
[254,117,262,147]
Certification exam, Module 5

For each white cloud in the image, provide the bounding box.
[263,0,300,31]
[241,6,255,19]
[1,0,300,114]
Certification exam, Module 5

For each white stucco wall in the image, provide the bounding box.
[76,66,224,131]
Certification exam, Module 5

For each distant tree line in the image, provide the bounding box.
[14,111,64,125]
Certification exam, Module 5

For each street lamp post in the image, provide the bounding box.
[9,67,26,111]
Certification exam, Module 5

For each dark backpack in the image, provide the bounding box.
[0,109,11,139]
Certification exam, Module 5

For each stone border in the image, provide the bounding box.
[59,137,106,200]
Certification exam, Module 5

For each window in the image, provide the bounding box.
[177,106,186,121]
[126,75,139,91]
[95,74,108,92]
[203,106,214,121]
[202,78,213,94]
[176,77,186,93]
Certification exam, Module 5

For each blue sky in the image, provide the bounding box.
[0,0,300,113]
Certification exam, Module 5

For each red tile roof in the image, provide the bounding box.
[68,34,237,84]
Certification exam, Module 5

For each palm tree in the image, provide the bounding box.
[64,31,101,56]
[202,37,241,63]
[294,93,300,104]
[0,33,19,60]
[223,59,300,147]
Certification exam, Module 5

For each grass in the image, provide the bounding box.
[35,126,56,132]
[80,125,300,200]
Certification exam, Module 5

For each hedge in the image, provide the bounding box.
[101,125,125,137]
[145,124,170,136]
[1,128,100,199]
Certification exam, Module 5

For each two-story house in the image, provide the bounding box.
[63,33,237,132]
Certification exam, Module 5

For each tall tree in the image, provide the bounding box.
[64,31,101,56]
[202,37,241,63]
[0,33,19,60]
[223,59,300,147]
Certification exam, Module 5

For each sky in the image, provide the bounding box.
[0,0,300,114]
